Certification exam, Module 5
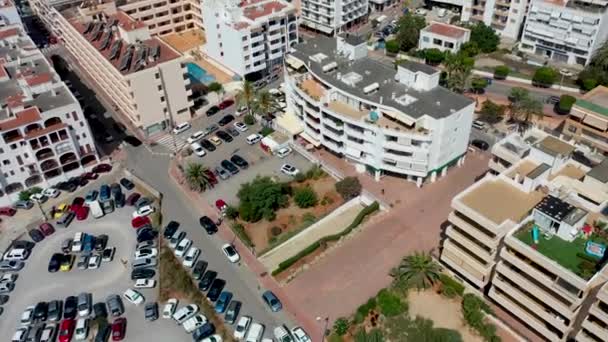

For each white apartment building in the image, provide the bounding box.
[299,0,368,35]
[0,24,98,206]
[202,0,298,79]
[0,0,21,27]
[418,21,471,53]
[520,0,608,66]
[433,0,527,40]
[576,281,608,341]
[284,34,475,186]
[441,130,608,341]
[53,6,193,136]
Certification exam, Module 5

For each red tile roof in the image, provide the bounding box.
[243,1,287,20]
[25,73,52,86]
[116,11,146,32]
[0,27,19,39]
[426,23,468,39]
[0,107,42,131]
[233,22,250,30]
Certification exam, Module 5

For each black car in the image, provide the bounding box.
[136,227,157,243]
[0,294,8,305]
[124,135,142,147]
[120,178,135,190]
[206,278,226,302]
[12,240,35,250]
[64,296,78,319]
[94,324,111,342]
[200,139,216,152]
[198,270,217,291]
[110,183,122,198]
[106,295,124,317]
[145,302,158,321]
[47,300,62,321]
[224,300,241,324]
[94,234,109,251]
[29,228,44,243]
[199,216,217,235]
[230,155,249,169]
[227,127,240,137]
[93,302,108,318]
[33,301,48,321]
[131,268,156,280]
[216,130,233,143]
[218,115,235,126]
[471,139,489,151]
[206,106,220,116]
[114,192,125,208]
[56,181,77,192]
[48,253,63,273]
[193,323,215,341]
[192,260,208,280]
[220,160,239,175]
[163,221,180,239]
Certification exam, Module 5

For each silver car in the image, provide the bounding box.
[215,167,230,180]
[0,260,24,271]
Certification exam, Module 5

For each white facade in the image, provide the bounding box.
[285,36,474,185]
[0,25,98,206]
[418,22,471,53]
[300,0,368,35]
[202,0,298,78]
[520,0,608,66]
[0,0,21,27]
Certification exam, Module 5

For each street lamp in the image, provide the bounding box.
[316,316,329,341]
[559,68,573,90]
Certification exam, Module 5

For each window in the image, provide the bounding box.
[80,122,84,127]
[433,38,443,45]
[9,170,14,176]
[160,96,165,102]
[155,73,160,79]
[16,156,23,165]
[10,144,16,150]
[220,52,224,56]
[0,148,4,153]
[242,36,247,41]
[158,85,162,91]
[72,111,78,121]
[66,113,71,119]
[23,153,28,158]
[2,159,10,165]
[422,36,430,42]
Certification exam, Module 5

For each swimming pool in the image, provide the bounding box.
[187,62,216,85]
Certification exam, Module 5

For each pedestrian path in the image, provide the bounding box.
[152,132,188,153]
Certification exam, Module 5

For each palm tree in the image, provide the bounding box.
[389,252,440,290]
[236,80,256,117]
[254,89,278,117]
[443,52,474,93]
[513,97,543,133]
[184,163,212,192]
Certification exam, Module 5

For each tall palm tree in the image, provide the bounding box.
[236,81,256,117]
[254,89,278,117]
[513,97,543,133]
[443,52,473,93]
[389,252,440,290]
[184,163,212,192]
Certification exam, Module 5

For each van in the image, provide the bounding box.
[172,122,191,135]
[472,120,486,130]
[57,212,75,227]
[89,201,104,219]
[246,134,262,145]
[245,323,264,342]
[3,248,30,261]
[72,232,84,253]
[101,199,114,214]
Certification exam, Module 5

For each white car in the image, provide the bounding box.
[40,324,57,342]
[234,316,252,340]
[134,279,156,288]
[275,147,292,159]
[183,247,200,268]
[246,323,264,342]
[202,335,223,342]
[246,133,262,145]
[102,247,115,262]
[0,273,17,283]
[12,327,29,342]
[236,105,248,116]
[274,326,292,342]
[291,327,311,342]
[74,318,89,341]
[175,238,192,258]
[234,122,248,132]
[191,142,206,157]
[87,255,101,269]
[132,205,155,218]
[135,248,158,260]
[20,305,35,324]
[43,188,60,198]
[30,193,48,203]
[136,240,156,251]
[187,130,205,144]
[414,8,427,15]
[280,164,300,176]
[162,298,178,319]
[173,304,199,324]
[173,122,191,134]
[183,314,207,333]
[123,289,145,305]
[221,244,240,263]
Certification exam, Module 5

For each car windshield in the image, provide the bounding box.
[226,247,236,256]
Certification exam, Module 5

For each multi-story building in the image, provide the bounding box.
[284,34,475,186]
[202,0,298,79]
[520,0,608,66]
[441,131,608,341]
[299,0,368,35]
[52,6,193,136]
[418,21,471,53]
[563,86,608,155]
[0,24,98,205]
[0,0,21,27]
[575,281,608,341]
[119,0,203,36]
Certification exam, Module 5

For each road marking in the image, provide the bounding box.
[153,133,188,153]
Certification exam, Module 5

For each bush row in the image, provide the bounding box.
[272,202,379,276]
[461,294,500,342]
[439,274,465,298]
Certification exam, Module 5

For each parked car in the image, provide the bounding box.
[29,228,44,242]
[234,316,252,339]
[206,279,226,302]
[199,216,217,234]
[76,206,89,221]
[48,253,64,272]
[262,291,282,312]
[198,270,217,291]
[76,255,89,270]
[192,260,208,280]
[221,244,240,263]
[77,292,92,317]
[123,289,144,305]
[173,122,191,134]
[136,228,157,243]
[214,291,232,313]
[214,167,230,180]
[246,133,262,145]
[126,193,141,206]
[106,295,124,317]
[85,190,99,203]
[216,130,233,142]
[187,130,206,144]
[172,304,199,324]
[131,216,151,229]
[131,268,155,280]
[163,220,180,239]
[134,279,156,288]
[230,155,249,169]
[184,314,207,334]
[193,323,216,341]
[40,323,57,342]
[209,136,222,146]
[162,298,178,319]
[132,205,155,218]
[111,317,126,341]
[95,324,111,342]
[224,300,241,324]
[276,147,292,158]
[221,160,239,174]
[64,296,78,319]
[291,327,311,342]
[92,163,112,173]
[0,260,24,271]
[93,302,108,319]
[218,114,235,126]
[227,127,240,137]
[175,238,192,258]
[110,183,122,198]
[183,247,200,268]
[60,255,75,272]
[30,193,48,204]
[218,99,234,109]
[87,255,101,269]
[95,235,108,252]
[206,105,220,116]
[234,122,248,132]
[245,323,264,342]
[145,302,158,321]
[200,139,216,152]
[135,197,153,209]
[274,326,293,342]
[81,172,99,181]
[48,300,63,321]
[471,139,489,151]
[119,178,135,190]
[0,206,16,216]
[280,164,300,176]
[57,212,75,227]
[99,185,111,201]
[74,318,89,340]
[102,247,116,262]
[191,142,207,157]
[43,188,60,198]
[58,319,75,342]
[14,200,34,210]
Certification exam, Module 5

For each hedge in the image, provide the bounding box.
[557,95,576,114]
[493,65,510,80]
[272,202,380,275]
[439,274,465,298]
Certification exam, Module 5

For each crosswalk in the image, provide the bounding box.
[152,133,188,153]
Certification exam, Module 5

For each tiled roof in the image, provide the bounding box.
[23,122,67,139]
[116,11,146,32]
[0,106,42,131]
[243,1,287,20]
[0,27,19,39]
[25,73,52,86]
[425,22,468,39]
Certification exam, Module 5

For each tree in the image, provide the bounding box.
[396,13,426,52]
[385,40,400,54]
[493,65,510,80]
[579,40,608,88]
[184,163,212,192]
[237,176,289,222]
[532,66,557,88]
[243,114,255,125]
[469,22,499,53]
[389,251,441,290]
[512,97,543,132]
[236,80,256,117]
[444,52,474,93]
[470,77,488,94]
[557,95,576,114]
[460,41,480,57]
[294,187,318,208]
[335,177,362,200]
[479,100,506,124]
[424,48,445,65]
[208,82,223,94]
[333,318,350,336]
[508,87,529,103]
[254,89,278,116]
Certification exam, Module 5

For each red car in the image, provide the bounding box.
[218,99,234,109]
[76,206,89,221]
[70,197,85,213]
[126,193,141,206]
[81,172,99,180]
[92,163,112,173]
[131,216,151,229]
[0,207,16,216]
[39,222,55,236]
[58,319,75,342]
[204,170,218,186]
[112,317,127,341]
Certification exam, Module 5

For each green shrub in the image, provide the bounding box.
[385,40,400,54]
[354,329,384,342]
[532,66,557,87]
[328,334,344,342]
[260,127,274,136]
[225,206,239,220]
[294,186,318,208]
[377,289,406,317]
[18,186,43,201]
[230,223,253,247]
[462,294,499,342]
[424,48,445,65]
[581,78,597,91]
[557,95,576,114]
[243,114,255,125]
[306,165,326,180]
[333,317,350,336]
[439,274,465,298]
[471,77,488,93]
[294,172,307,183]
[354,297,377,324]
[335,177,362,200]
[493,65,510,80]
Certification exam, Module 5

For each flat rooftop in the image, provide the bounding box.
[160,29,205,53]
[534,135,575,157]
[576,86,608,117]
[550,163,587,181]
[460,179,544,225]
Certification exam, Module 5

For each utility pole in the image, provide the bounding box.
[37,200,48,222]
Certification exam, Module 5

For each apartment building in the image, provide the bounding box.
[299,0,368,35]
[52,6,193,136]
[575,281,608,341]
[284,34,475,186]
[563,86,608,155]
[202,0,297,79]
[418,22,471,53]
[0,0,21,27]
[520,0,608,66]
[441,131,608,341]
[119,0,202,36]
[0,24,98,206]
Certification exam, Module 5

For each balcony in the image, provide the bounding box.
[36,148,55,161]
[445,226,495,261]
[440,243,489,288]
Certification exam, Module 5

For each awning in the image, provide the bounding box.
[300,131,321,147]
[285,55,305,70]
[275,110,303,136]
